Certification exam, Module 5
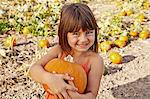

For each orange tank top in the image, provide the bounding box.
[45,52,90,99]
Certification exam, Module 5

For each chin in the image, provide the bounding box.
[76,48,89,52]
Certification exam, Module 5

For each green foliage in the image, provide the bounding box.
[0,21,12,34]
[0,0,91,36]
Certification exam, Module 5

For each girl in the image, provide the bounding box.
[29,3,104,99]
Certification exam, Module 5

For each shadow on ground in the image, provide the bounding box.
[103,55,136,76]
[111,75,150,99]
[104,66,122,75]
[122,55,137,63]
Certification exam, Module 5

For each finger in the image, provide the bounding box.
[65,84,78,91]
[62,74,74,81]
[68,81,75,87]
[52,71,56,74]
[54,94,59,99]
[61,90,71,99]
[47,89,54,94]
[64,73,69,76]
[57,93,64,99]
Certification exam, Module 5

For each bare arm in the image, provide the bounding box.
[68,53,104,99]
[29,44,62,83]
[29,44,77,99]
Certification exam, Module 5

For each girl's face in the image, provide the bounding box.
[67,28,95,53]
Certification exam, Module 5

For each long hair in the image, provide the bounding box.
[58,3,98,54]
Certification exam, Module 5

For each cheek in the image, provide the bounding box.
[67,35,78,45]
[88,35,95,43]
[69,38,78,44]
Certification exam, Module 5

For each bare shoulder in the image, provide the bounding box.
[84,51,104,95]
[45,44,63,58]
[86,51,103,63]
[50,44,62,52]
[86,51,104,71]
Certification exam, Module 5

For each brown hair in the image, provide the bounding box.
[58,3,98,54]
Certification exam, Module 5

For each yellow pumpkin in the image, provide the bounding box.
[139,30,149,39]
[126,9,134,16]
[129,31,138,37]
[99,41,112,52]
[43,58,87,94]
[119,36,128,42]
[22,27,30,35]
[39,39,49,48]
[4,36,16,47]
[109,52,122,64]
[114,39,126,48]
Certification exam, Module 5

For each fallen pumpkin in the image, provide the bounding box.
[139,30,149,39]
[119,36,128,42]
[39,39,49,48]
[43,58,87,94]
[129,31,138,37]
[4,36,16,47]
[109,52,122,64]
[114,39,126,48]
[99,41,112,52]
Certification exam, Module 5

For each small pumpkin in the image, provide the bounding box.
[99,41,112,52]
[129,31,138,37]
[43,58,87,94]
[126,9,134,16]
[114,39,126,48]
[119,36,128,43]
[39,39,49,48]
[109,52,122,64]
[139,30,149,39]
[4,36,16,47]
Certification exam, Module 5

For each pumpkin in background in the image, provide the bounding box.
[4,36,16,47]
[109,52,122,64]
[39,39,49,48]
[43,58,87,94]
[139,30,149,39]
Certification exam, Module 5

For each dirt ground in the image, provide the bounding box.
[0,1,150,99]
[90,2,150,99]
[97,38,150,99]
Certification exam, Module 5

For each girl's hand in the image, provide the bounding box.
[43,72,77,99]
[67,81,79,99]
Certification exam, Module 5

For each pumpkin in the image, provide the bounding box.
[39,39,49,48]
[119,36,128,42]
[129,31,138,37]
[99,41,112,52]
[43,58,87,94]
[4,36,16,47]
[109,52,122,64]
[139,30,149,39]
[114,39,126,48]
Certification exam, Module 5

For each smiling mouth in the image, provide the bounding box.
[77,44,88,48]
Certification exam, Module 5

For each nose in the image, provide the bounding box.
[79,34,88,43]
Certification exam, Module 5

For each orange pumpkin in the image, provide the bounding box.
[43,58,87,94]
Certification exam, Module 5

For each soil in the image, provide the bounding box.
[89,1,150,99]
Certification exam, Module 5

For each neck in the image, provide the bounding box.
[71,50,86,58]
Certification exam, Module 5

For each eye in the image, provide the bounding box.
[86,30,94,35]
[72,32,79,35]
